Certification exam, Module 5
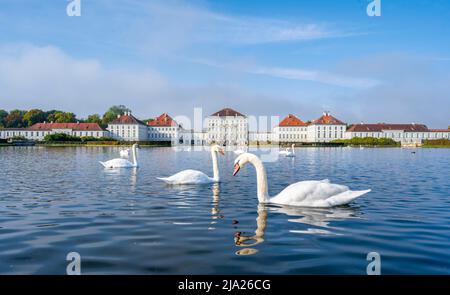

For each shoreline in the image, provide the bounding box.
[1,143,448,148]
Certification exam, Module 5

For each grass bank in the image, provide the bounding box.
[333,137,400,147]
[422,139,450,148]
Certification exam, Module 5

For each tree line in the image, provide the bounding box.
[0,105,135,129]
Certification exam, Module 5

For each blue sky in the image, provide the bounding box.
[0,0,449,127]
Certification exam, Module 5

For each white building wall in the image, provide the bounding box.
[148,126,181,142]
[273,126,308,142]
[345,130,450,144]
[249,132,277,143]
[107,124,148,141]
[307,124,346,143]
[0,129,107,140]
[206,116,248,146]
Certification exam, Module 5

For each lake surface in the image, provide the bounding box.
[0,146,449,274]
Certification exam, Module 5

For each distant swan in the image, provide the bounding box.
[157,144,224,184]
[120,148,130,158]
[279,144,295,157]
[232,153,370,207]
[100,143,140,168]
[234,147,247,155]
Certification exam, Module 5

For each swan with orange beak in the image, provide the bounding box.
[233,153,370,207]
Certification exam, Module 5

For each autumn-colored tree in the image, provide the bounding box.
[5,110,26,128]
[47,111,77,123]
[22,109,46,127]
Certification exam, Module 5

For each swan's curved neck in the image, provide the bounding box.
[131,145,138,166]
[211,150,219,181]
[249,156,270,203]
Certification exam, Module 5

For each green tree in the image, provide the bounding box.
[22,109,46,127]
[102,105,130,126]
[0,109,8,127]
[5,109,26,128]
[86,114,102,124]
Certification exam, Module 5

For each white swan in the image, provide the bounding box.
[100,143,140,168]
[157,144,224,184]
[279,144,295,157]
[285,143,296,157]
[232,153,370,207]
[120,148,130,158]
[234,146,247,155]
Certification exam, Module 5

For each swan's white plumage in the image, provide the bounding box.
[158,144,223,185]
[234,149,245,155]
[279,144,295,157]
[120,149,130,158]
[100,144,139,168]
[233,153,370,208]
[157,169,214,184]
[99,158,135,168]
[270,179,370,207]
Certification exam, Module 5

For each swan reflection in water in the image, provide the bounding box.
[102,167,138,191]
[234,204,360,256]
[209,183,224,230]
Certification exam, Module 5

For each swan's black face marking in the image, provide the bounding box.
[232,163,241,176]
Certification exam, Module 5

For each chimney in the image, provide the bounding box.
[117,114,121,119]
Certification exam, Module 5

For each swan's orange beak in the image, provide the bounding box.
[219,149,225,155]
[232,163,240,176]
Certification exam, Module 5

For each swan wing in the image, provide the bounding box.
[157,169,213,184]
[101,158,133,168]
[271,180,367,207]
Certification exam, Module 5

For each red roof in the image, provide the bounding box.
[211,108,245,117]
[278,114,307,127]
[312,112,345,125]
[148,113,177,127]
[29,122,104,131]
[110,114,146,125]
[347,123,429,132]
[429,129,450,132]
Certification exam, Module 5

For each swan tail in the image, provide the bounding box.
[99,161,107,168]
[327,189,371,207]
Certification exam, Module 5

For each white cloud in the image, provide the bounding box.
[0,44,322,120]
[0,44,167,116]
[101,0,360,54]
[188,57,380,89]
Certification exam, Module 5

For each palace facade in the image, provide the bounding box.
[1,107,449,146]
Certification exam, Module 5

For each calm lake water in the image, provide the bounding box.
[0,146,449,274]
